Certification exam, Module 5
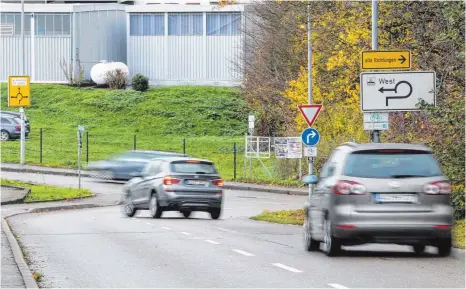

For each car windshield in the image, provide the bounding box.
[170,161,217,174]
[342,150,443,179]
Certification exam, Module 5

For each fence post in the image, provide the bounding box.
[86,131,89,164]
[39,128,42,163]
[183,138,186,155]
[233,142,237,180]
[133,135,136,150]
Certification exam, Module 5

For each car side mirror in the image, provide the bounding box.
[302,174,318,185]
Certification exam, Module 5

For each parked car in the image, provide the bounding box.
[0,111,30,131]
[86,150,188,181]
[121,157,224,220]
[302,142,453,257]
[0,115,30,141]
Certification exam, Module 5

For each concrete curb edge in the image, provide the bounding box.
[1,185,31,205]
[1,218,39,289]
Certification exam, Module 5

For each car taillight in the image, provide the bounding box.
[423,181,451,195]
[212,179,224,187]
[333,180,367,195]
[163,176,181,185]
[15,125,21,131]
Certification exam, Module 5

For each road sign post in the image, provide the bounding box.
[371,0,380,143]
[361,51,411,70]
[8,75,30,165]
[78,125,85,189]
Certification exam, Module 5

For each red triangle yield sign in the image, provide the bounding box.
[298,104,323,127]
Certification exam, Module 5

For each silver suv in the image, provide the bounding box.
[122,157,224,219]
[303,142,453,257]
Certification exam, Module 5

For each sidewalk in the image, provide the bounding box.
[0,162,309,196]
[1,226,25,288]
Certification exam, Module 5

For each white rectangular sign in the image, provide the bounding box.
[274,137,302,159]
[304,146,317,157]
[363,112,389,123]
[364,122,389,130]
[360,71,436,112]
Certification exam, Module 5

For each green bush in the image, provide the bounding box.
[132,73,149,92]
[451,185,465,221]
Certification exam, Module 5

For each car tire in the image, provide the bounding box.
[304,216,320,251]
[149,193,163,219]
[121,193,137,217]
[437,239,452,257]
[322,218,341,257]
[0,130,10,141]
[210,208,221,220]
[412,244,426,255]
[182,211,191,218]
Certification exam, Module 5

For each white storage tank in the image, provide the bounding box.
[90,61,129,85]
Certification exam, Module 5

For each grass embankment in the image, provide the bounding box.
[1,178,93,202]
[252,209,465,249]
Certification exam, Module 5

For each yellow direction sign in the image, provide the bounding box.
[8,75,30,107]
[361,51,411,70]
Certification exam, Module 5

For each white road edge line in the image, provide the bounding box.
[272,263,303,273]
[161,227,171,230]
[205,240,220,245]
[232,249,255,257]
[180,232,192,235]
[328,283,350,289]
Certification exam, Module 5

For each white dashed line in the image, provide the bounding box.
[146,222,152,225]
[135,219,140,222]
[232,249,254,257]
[205,240,220,245]
[328,283,350,289]
[161,227,171,230]
[180,232,192,235]
[272,263,303,273]
[217,227,238,233]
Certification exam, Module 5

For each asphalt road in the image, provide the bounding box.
[4,173,466,288]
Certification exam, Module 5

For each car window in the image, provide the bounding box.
[1,118,12,125]
[320,149,344,179]
[170,160,217,174]
[148,160,163,175]
[342,149,443,178]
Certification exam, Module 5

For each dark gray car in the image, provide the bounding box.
[303,142,453,257]
[0,115,30,141]
[122,157,224,219]
[0,111,30,131]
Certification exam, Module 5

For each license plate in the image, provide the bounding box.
[186,180,208,186]
[374,193,417,203]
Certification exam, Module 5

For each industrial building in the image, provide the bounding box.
[0,0,248,86]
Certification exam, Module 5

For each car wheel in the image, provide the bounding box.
[210,208,221,220]
[412,244,426,255]
[121,193,137,217]
[182,211,191,218]
[437,239,452,257]
[304,216,320,251]
[149,193,163,219]
[0,130,10,141]
[322,218,341,257]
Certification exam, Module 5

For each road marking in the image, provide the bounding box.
[272,263,303,273]
[217,227,238,233]
[161,227,171,230]
[328,283,350,289]
[205,240,220,245]
[135,219,140,222]
[145,222,152,225]
[232,249,254,257]
[180,232,192,235]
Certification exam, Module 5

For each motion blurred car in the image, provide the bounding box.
[86,150,188,181]
[0,115,30,141]
[303,142,453,257]
[122,157,224,219]
[1,111,30,131]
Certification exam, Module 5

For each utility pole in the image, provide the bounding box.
[371,0,381,143]
[307,3,313,201]
[20,0,26,165]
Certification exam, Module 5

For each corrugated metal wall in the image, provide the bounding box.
[34,37,72,82]
[0,37,32,80]
[74,9,127,80]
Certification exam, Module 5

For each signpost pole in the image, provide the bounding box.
[307,3,313,201]
[78,130,82,190]
[19,0,26,165]
[371,0,381,143]
[20,107,25,164]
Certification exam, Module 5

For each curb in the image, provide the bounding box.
[2,165,309,196]
[1,185,31,205]
[2,218,39,288]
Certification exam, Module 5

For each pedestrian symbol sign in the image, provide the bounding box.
[8,76,30,107]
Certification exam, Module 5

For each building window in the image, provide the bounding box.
[206,12,241,36]
[168,13,202,36]
[0,13,32,35]
[130,13,164,36]
[35,14,71,36]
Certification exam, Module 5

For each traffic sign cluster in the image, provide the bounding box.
[298,104,322,152]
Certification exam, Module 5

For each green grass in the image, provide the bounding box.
[252,209,466,249]
[1,178,93,202]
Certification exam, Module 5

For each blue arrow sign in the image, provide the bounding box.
[301,128,320,146]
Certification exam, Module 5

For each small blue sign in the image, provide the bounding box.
[301,128,320,146]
